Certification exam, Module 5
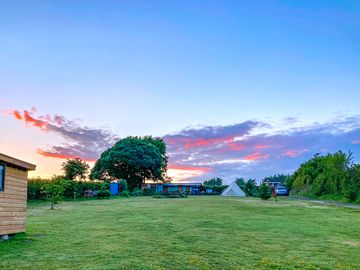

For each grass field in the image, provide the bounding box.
[1,196,360,270]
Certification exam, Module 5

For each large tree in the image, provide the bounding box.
[62,158,90,180]
[90,136,168,190]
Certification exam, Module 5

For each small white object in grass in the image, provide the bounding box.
[0,234,10,240]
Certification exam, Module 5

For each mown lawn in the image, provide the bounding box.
[1,196,360,270]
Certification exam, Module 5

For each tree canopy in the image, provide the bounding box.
[90,136,168,190]
[203,177,223,187]
[235,177,259,197]
[286,151,360,202]
[61,158,90,180]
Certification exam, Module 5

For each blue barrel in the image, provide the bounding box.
[110,182,119,195]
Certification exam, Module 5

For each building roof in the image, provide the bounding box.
[163,183,202,186]
[0,153,36,171]
[143,182,202,186]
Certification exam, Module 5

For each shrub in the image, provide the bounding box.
[235,178,259,197]
[343,164,360,202]
[118,179,128,191]
[28,178,110,200]
[120,190,130,197]
[131,187,143,196]
[96,190,111,198]
[153,191,188,199]
[259,183,272,200]
[201,185,228,194]
[212,185,228,193]
[41,178,69,209]
[143,187,155,196]
[28,178,49,200]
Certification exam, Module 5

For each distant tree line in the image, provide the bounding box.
[263,174,289,185]
[202,177,228,193]
[285,151,360,202]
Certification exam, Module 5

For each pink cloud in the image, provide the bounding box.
[13,110,23,120]
[227,141,245,151]
[183,136,233,149]
[37,149,97,162]
[282,149,309,158]
[244,151,270,161]
[23,111,49,130]
[5,107,118,162]
[254,144,269,149]
[168,164,212,172]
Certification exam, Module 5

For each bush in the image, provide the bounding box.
[28,178,110,200]
[343,164,360,202]
[131,187,143,196]
[235,178,259,197]
[201,185,228,194]
[28,178,49,200]
[41,178,69,209]
[153,191,188,199]
[287,151,360,202]
[96,190,111,198]
[259,183,272,200]
[143,187,155,196]
[120,190,130,197]
[118,179,128,191]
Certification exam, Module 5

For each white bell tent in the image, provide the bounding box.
[221,182,246,197]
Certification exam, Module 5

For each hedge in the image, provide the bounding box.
[28,178,110,200]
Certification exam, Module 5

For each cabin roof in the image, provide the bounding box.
[163,183,202,186]
[0,153,36,171]
[143,182,202,186]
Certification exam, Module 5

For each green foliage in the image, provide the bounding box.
[119,190,130,197]
[235,178,259,197]
[118,179,128,191]
[143,187,155,196]
[212,185,228,193]
[28,177,47,200]
[131,187,143,196]
[343,164,360,202]
[90,136,168,190]
[284,175,295,189]
[41,178,69,209]
[288,151,358,200]
[61,158,90,180]
[235,177,246,190]
[28,178,110,200]
[154,190,188,198]
[203,177,223,187]
[201,184,228,194]
[96,190,111,198]
[259,183,272,200]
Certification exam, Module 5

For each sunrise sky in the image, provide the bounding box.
[1,1,359,183]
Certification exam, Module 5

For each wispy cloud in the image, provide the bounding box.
[164,116,360,182]
[5,107,118,161]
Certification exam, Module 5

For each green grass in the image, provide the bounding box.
[1,197,360,270]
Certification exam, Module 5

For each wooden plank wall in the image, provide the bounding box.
[0,166,28,235]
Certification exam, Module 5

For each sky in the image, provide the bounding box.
[0,0,360,183]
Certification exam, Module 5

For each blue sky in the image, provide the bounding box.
[0,0,359,182]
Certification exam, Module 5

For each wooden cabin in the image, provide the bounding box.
[0,153,36,237]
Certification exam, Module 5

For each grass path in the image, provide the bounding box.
[0,196,360,269]
[289,196,360,209]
